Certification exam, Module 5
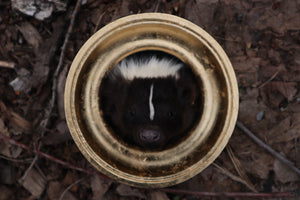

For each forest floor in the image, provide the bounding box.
[0,0,299,199]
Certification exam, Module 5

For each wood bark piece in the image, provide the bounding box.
[17,22,42,52]
[149,191,170,200]
[18,168,46,197]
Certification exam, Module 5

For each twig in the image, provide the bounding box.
[0,154,33,163]
[19,155,38,183]
[22,0,83,183]
[59,177,86,200]
[0,132,109,180]
[226,146,257,192]
[213,163,257,193]
[35,164,47,181]
[93,11,106,33]
[236,121,300,176]
[161,188,295,198]
[258,70,279,88]
[295,138,299,167]
[154,0,162,12]
[178,0,186,17]
[0,60,15,69]
[55,0,82,80]
[45,0,82,130]
[20,145,41,183]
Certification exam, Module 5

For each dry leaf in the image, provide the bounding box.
[42,121,72,145]
[268,49,281,65]
[90,176,112,200]
[12,0,67,20]
[247,0,300,34]
[238,99,275,134]
[116,184,146,199]
[0,163,15,185]
[241,152,274,179]
[184,0,206,28]
[231,56,261,72]
[47,181,77,200]
[266,117,300,145]
[280,0,300,31]
[260,81,298,108]
[274,159,300,183]
[0,185,13,200]
[247,4,283,34]
[270,82,297,101]
[62,171,79,192]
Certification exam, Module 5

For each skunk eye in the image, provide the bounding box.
[127,108,136,118]
[167,111,176,119]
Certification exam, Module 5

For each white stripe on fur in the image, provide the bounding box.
[111,56,183,80]
[149,84,155,120]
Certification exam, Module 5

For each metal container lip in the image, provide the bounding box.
[65,13,239,188]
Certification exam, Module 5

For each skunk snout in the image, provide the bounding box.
[139,129,161,143]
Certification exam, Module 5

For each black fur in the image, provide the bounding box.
[100,51,201,150]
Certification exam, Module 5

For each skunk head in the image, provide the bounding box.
[100,51,201,150]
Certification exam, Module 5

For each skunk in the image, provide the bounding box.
[100,51,201,150]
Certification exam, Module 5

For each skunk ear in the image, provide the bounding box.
[177,68,199,105]
[100,76,128,114]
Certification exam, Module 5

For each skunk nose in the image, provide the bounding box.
[140,130,161,143]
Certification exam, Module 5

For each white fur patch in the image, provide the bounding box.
[149,84,155,120]
[110,56,183,80]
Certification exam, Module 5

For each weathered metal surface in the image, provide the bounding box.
[65,13,239,188]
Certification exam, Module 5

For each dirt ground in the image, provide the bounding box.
[0,0,300,199]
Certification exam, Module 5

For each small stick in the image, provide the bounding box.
[93,11,106,33]
[19,155,38,183]
[236,121,300,176]
[226,146,257,192]
[46,0,82,128]
[0,154,33,163]
[258,71,279,88]
[161,188,295,198]
[59,177,86,200]
[0,60,15,69]
[54,0,82,80]
[213,163,257,193]
[154,0,162,12]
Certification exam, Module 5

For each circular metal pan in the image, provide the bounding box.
[65,13,239,188]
